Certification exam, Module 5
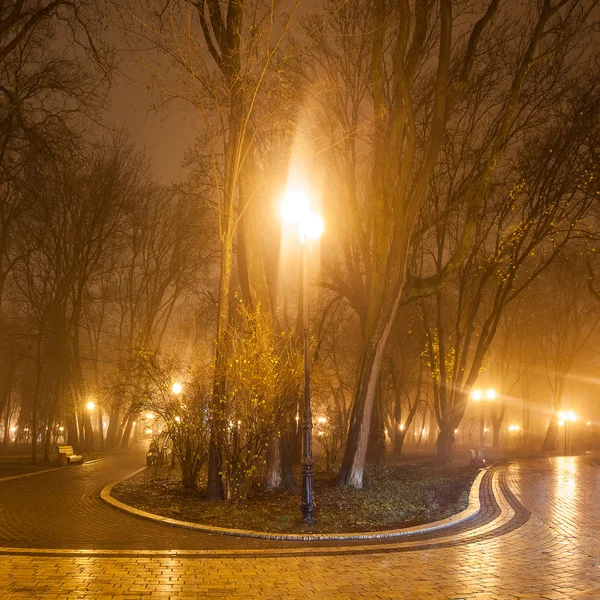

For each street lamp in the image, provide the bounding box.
[281,187,323,525]
[86,400,95,412]
[172,382,183,395]
[470,388,496,449]
[557,410,576,455]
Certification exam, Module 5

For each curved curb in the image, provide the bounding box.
[100,466,487,542]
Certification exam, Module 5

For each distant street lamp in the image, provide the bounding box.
[281,188,323,525]
[86,401,95,412]
[471,388,496,449]
[172,382,183,395]
[557,410,576,455]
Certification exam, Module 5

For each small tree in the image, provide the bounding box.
[128,351,211,489]
[220,302,301,500]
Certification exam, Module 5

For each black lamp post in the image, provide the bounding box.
[300,241,316,524]
[280,189,322,525]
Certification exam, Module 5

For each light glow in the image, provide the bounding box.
[146,413,154,420]
[280,189,311,224]
[558,411,576,422]
[298,211,324,241]
[86,401,95,411]
[172,382,183,395]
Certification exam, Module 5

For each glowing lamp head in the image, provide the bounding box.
[558,420,565,427]
[172,382,182,395]
[567,411,576,422]
[399,423,405,431]
[471,389,482,401]
[175,416,181,423]
[485,389,497,400]
[146,413,154,420]
[317,416,327,424]
[280,189,311,225]
[86,401,95,411]
[298,211,324,241]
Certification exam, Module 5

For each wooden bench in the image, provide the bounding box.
[55,445,84,466]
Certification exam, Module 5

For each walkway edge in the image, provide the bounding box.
[100,466,487,542]
[0,465,67,483]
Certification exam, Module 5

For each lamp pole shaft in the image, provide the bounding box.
[300,242,316,524]
[565,422,568,455]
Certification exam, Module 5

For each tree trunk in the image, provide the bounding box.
[393,429,406,455]
[492,425,500,449]
[120,414,134,449]
[366,379,385,469]
[66,413,79,447]
[83,412,94,452]
[31,343,44,462]
[97,409,104,450]
[542,416,559,451]
[435,424,456,464]
[263,435,282,491]
[105,401,121,448]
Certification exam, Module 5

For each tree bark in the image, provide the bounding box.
[263,435,282,491]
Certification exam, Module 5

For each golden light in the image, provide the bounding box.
[508,424,520,432]
[145,428,152,435]
[86,401,95,411]
[317,416,327,424]
[171,382,183,395]
[484,427,489,433]
[295,415,300,422]
[399,423,405,431]
[558,420,565,427]
[280,189,311,224]
[454,428,459,434]
[471,389,482,401]
[298,211,324,241]
[146,413,154,420]
[280,188,323,243]
[558,410,576,422]
[587,421,591,426]
[175,416,181,423]
[237,420,242,426]
[58,426,64,432]
[9,426,16,433]
[485,388,497,400]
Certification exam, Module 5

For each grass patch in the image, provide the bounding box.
[112,462,479,534]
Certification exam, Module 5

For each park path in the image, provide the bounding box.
[0,453,598,599]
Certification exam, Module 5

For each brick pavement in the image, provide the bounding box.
[0,454,598,599]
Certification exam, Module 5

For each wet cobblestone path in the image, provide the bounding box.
[1,454,598,599]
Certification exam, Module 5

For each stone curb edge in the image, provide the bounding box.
[100,465,488,542]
